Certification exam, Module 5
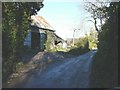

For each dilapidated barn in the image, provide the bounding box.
[24,15,65,51]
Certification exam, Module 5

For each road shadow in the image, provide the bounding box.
[21,49,43,63]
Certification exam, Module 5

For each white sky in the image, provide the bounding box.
[37,0,95,40]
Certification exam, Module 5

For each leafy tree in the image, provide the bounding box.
[68,35,90,55]
[2,2,44,82]
[87,28,98,50]
[75,36,88,48]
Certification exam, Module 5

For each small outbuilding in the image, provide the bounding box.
[24,15,65,51]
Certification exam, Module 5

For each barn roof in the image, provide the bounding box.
[30,15,65,43]
[31,15,55,31]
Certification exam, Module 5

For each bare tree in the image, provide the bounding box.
[84,0,111,33]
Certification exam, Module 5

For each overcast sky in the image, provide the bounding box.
[37,0,95,40]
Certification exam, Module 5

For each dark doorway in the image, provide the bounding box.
[31,32,40,49]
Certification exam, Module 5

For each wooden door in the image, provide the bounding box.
[31,32,40,49]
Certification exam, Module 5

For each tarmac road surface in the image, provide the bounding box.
[13,50,97,88]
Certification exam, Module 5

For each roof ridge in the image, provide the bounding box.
[34,15,54,29]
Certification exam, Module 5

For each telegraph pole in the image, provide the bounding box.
[72,28,80,46]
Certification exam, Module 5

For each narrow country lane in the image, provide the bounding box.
[13,51,97,88]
